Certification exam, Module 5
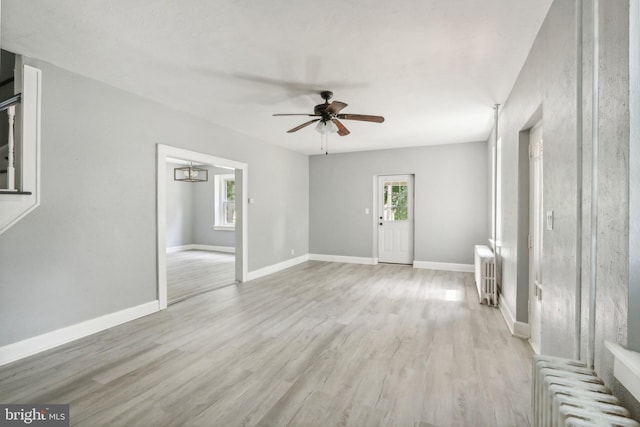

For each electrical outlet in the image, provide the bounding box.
[546,210,554,230]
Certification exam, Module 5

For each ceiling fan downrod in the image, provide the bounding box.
[320,90,333,103]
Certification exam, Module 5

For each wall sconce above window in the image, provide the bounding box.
[174,163,208,182]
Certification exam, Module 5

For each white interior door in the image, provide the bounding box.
[378,175,414,264]
[529,123,543,353]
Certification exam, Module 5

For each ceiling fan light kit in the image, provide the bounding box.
[315,119,338,134]
[273,90,385,154]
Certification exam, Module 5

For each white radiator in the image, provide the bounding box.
[532,355,640,426]
[474,245,496,306]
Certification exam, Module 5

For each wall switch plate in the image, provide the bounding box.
[546,210,554,230]
[248,197,255,204]
[364,208,370,215]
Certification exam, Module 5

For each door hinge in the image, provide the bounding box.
[534,281,543,301]
[530,141,543,158]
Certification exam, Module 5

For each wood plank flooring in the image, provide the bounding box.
[0,262,533,426]
[167,250,236,303]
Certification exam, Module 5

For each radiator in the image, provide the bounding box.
[532,355,640,426]
[474,245,496,306]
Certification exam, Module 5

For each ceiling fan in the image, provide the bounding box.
[273,90,384,136]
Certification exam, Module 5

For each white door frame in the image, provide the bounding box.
[375,174,415,265]
[156,144,248,310]
[529,122,543,354]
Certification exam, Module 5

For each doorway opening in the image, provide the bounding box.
[165,159,237,304]
[157,145,248,309]
[376,174,415,265]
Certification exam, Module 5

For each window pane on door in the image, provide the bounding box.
[383,181,409,221]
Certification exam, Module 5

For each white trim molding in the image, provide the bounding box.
[498,300,531,341]
[515,322,531,340]
[213,226,235,231]
[246,255,309,281]
[606,341,640,402]
[166,244,235,254]
[308,254,378,265]
[413,261,474,272]
[0,301,159,367]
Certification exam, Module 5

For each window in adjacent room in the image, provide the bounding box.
[214,174,235,230]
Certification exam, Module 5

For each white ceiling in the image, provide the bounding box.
[2,0,552,155]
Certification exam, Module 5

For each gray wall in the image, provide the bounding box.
[309,142,488,264]
[166,164,236,249]
[0,57,308,346]
[493,0,637,416]
[166,162,194,247]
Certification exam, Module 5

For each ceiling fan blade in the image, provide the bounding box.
[287,119,320,133]
[336,113,385,123]
[273,113,320,117]
[332,119,351,136]
[325,101,348,115]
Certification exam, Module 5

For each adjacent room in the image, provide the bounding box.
[0,0,639,426]
[165,158,238,303]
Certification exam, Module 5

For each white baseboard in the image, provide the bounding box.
[514,321,531,339]
[246,254,310,281]
[0,301,159,367]
[167,244,235,254]
[191,244,235,253]
[166,245,191,253]
[413,261,474,272]
[498,300,530,339]
[498,300,515,334]
[308,254,378,265]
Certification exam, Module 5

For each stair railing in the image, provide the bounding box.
[0,94,21,192]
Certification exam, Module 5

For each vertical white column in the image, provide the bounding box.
[6,105,16,191]
[587,0,600,371]
[574,0,584,362]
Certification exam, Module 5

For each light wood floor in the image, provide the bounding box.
[167,250,236,304]
[0,262,533,426]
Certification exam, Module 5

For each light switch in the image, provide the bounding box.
[248,197,255,204]
[546,210,554,230]
[364,208,370,215]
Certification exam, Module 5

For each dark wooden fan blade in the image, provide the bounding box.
[325,101,348,115]
[336,113,385,123]
[287,119,320,133]
[332,119,350,136]
[273,113,320,117]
